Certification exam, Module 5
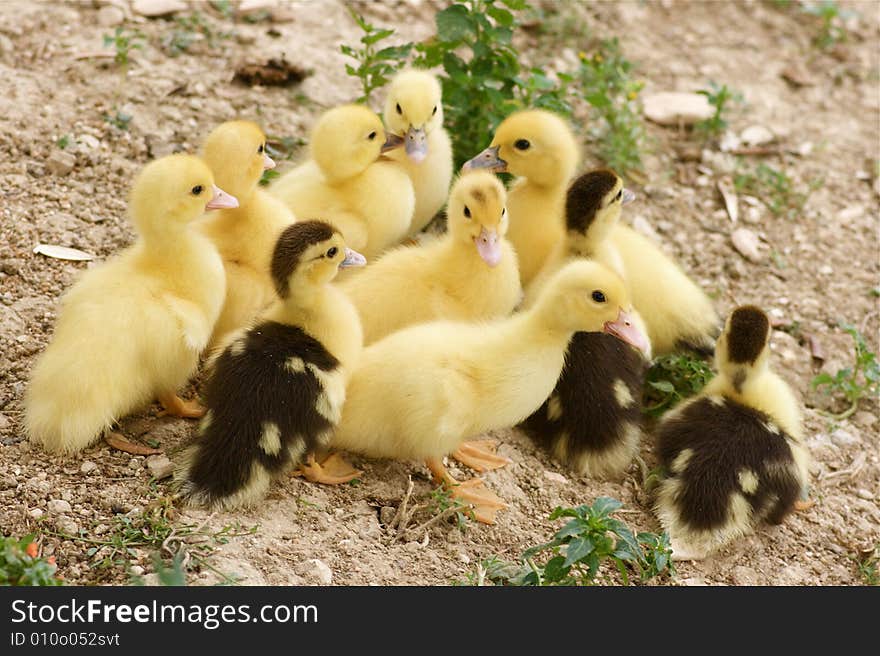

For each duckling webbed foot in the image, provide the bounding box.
[158,393,205,419]
[426,457,507,524]
[794,499,813,511]
[452,439,511,473]
[296,452,362,485]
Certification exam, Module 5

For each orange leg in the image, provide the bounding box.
[295,452,362,485]
[425,457,506,525]
[157,392,205,419]
[451,439,511,472]
[794,499,814,511]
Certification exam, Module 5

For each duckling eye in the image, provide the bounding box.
[591,290,606,303]
[258,144,264,154]
[191,185,204,196]
[368,131,377,141]
[614,189,622,202]
[514,139,531,151]
[432,105,437,115]
[501,207,507,216]
[395,103,402,115]
[464,206,471,219]
[327,247,338,258]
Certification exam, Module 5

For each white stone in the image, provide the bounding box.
[146,454,174,479]
[830,428,859,447]
[97,5,125,27]
[543,471,569,485]
[47,151,76,176]
[642,92,714,126]
[740,125,774,146]
[28,508,44,519]
[132,0,186,18]
[80,461,98,475]
[306,558,332,585]
[731,228,762,262]
[130,565,145,576]
[47,499,72,514]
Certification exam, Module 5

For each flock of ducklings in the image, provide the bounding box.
[23,69,811,562]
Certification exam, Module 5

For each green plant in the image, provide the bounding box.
[0,535,62,586]
[855,544,879,586]
[812,324,879,420]
[575,39,646,174]
[210,0,234,19]
[428,485,471,530]
[695,81,742,138]
[340,9,412,104]
[644,354,715,417]
[103,108,132,131]
[803,1,853,50]
[412,0,574,169]
[103,26,146,67]
[162,12,228,57]
[734,163,821,219]
[56,134,71,149]
[482,498,674,585]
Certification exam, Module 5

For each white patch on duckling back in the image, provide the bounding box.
[671,448,694,474]
[286,437,307,466]
[707,395,725,407]
[199,410,213,434]
[285,356,306,373]
[230,337,247,357]
[613,379,634,408]
[738,468,760,495]
[547,394,562,421]
[259,421,282,456]
[307,364,345,424]
[763,421,781,435]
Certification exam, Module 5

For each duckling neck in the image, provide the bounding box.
[267,284,362,368]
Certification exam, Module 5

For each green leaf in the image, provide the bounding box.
[543,556,570,583]
[486,5,514,27]
[362,28,395,45]
[436,4,475,42]
[563,537,594,567]
[554,518,589,541]
[591,497,622,518]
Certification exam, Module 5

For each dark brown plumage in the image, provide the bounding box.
[270,220,336,298]
[519,331,646,477]
[564,169,619,235]
[726,305,769,364]
[177,321,339,507]
[656,396,802,530]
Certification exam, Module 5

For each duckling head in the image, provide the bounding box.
[383,69,443,164]
[129,154,238,235]
[462,110,579,187]
[447,171,508,267]
[715,305,771,383]
[201,120,275,203]
[310,105,404,183]
[538,260,649,354]
[565,169,635,253]
[270,220,366,299]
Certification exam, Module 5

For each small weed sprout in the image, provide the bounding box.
[340,9,412,105]
[812,324,879,420]
[855,544,879,586]
[644,354,715,418]
[803,1,854,50]
[695,81,743,139]
[56,134,71,149]
[734,163,822,219]
[103,26,146,68]
[103,108,132,131]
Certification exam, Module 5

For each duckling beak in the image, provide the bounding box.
[381,133,405,153]
[461,146,507,173]
[475,227,502,267]
[405,126,428,163]
[339,247,366,268]
[205,185,239,210]
[603,309,650,355]
[622,188,636,205]
[263,154,276,170]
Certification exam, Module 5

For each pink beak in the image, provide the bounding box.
[205,184,239,210]
[263,154,276,170]
[475,227,502,267]
[603,309,650,355]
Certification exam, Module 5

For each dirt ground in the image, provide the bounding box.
[0,0,877,586]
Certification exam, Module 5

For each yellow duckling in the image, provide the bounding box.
[341,170,521,345]
[331,260,648,523]
[381,69,454,236]
[25,154,236,454]
[608,222,719,355]
[269,104,415,260]
[197,120,295,350]
[654,306,811,560]
[176,221,365,509]
[463,109,580,286]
